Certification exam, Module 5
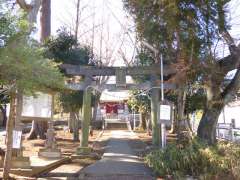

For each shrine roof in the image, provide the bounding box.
[100,90,130,102]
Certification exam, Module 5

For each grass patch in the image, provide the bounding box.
[145,138,240,179]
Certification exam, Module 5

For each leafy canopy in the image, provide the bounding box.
[0,34,64,94]
[44,29,93,112]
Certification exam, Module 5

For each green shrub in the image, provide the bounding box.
[145,138,240,179]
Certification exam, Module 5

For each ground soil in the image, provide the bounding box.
[21,129,104,157]
[0,128,108,179]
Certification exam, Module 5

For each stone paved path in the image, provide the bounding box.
[80,130,155,180]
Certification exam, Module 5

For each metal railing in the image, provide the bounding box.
[216,123,240,143]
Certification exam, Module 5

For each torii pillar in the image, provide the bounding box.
[76,77,92,154]
[151,75,160,146]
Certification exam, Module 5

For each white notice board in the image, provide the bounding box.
[160,105,171,120]
[12,130,22,149]
[158,104,172,125]
[22,92,52,118]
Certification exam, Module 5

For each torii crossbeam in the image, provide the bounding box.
[60,64,176,153]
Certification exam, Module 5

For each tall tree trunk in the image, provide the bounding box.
[73,112,79,141]
[3,92,16,179]
[197,82,225,144]
[74,0,81,40]
[68,111,74,133]
[40,0,51,42]
[28,0,51,139]
[0,105,7,127]
[139,112,146,130]
[197,107,223,144]
[171,88,186,134]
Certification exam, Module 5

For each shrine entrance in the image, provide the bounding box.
[61,64,175,153]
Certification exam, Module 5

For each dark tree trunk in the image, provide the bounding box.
[197,107,222,144]
[197,82,225,144]
[0,105,7,127]
[40,0,51,42]
[27,120,48,140]
[72,112,79,142]
[68,111,74,133]
[171,88,186,134]
[139,112,146,130]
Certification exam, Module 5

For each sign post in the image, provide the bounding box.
[133,110,136,130]
[159,104,172,148]
[159,54,172,148]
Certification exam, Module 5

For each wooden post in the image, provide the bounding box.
[14,92,23,156]
[77,84,92,154]
[3,92,16,179]
[151,75,160,146]
[9,91,31,168]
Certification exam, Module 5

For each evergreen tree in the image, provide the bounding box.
[123,0,239,144]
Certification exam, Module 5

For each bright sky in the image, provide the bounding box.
[35,0,240,67]
[48,0,136,67]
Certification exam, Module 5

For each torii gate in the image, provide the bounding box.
[61,64,175,153]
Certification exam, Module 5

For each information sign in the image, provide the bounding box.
[12,130,22,149]
[22,92,52,118]
[158,103,172,125]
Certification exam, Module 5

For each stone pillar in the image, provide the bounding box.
[38,121,61,158]
[150,75,160,146]
[77,87,92,154]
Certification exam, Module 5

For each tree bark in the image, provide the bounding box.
[0,105,7,127]
[3,92,16,179]
[40,0,51,42]
[197,107,223,144]
[171,88,186,134]
[27,120,48,139]
[139,112,146,130]
[74,0,81,40]
[68,111,74,133]
[27,0,51,140]
[72,112,79,141]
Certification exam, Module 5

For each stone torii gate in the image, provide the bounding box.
[61,64,175,153]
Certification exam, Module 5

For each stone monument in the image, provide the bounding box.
[38,121,61,158]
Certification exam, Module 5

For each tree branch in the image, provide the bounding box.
[222,68,240,104]
[218,49,240,73]
[220,30,237,54]
[16,0,32,11]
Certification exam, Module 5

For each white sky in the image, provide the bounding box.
[48,0,136,67]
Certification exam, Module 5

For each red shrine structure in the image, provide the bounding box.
[98,90,129,119]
